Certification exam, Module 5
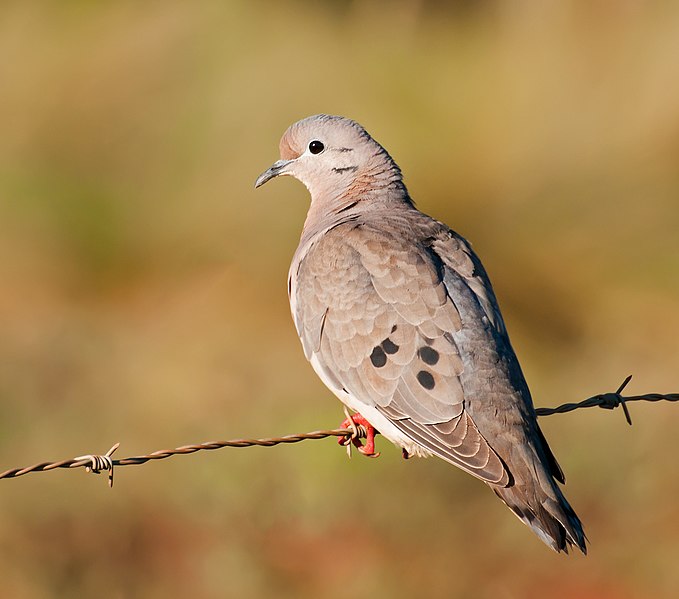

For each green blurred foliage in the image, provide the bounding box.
[1,1,678,597]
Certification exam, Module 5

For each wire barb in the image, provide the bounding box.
[1,377,677,486]
[342,405,357,458]
[597,375,634,425]
[74,443,120,488]
[339,406,367,458]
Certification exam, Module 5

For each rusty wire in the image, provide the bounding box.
[1,375,677,486]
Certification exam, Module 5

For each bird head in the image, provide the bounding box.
[255,114,405,203]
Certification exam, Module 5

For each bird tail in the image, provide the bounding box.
[492,451,587,554]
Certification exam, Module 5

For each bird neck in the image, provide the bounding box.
[312,154,410,209]
[299,176,414,254]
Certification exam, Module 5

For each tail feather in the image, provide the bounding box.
[492,459,587,554]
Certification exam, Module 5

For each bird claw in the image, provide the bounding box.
[338,409,380,458]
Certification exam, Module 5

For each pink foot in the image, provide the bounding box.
[338,412,381,458]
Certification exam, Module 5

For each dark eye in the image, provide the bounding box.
[308,140,324,154]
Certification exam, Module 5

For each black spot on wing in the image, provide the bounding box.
[416,370,435,390]
[418,346,439,365]
[370,346,387,368]
[382,338,399,354]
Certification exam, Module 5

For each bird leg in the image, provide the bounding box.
[338,410,380,458]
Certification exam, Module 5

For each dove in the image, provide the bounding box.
[255,114,587,554]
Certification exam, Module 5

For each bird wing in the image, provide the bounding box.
[292,216,513,486]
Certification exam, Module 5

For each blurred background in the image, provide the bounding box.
[1,1,678,597]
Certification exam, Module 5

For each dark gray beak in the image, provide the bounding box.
[254,159,294,188]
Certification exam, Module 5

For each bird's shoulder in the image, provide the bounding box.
[296,207,459,270]
[300,208,508,332]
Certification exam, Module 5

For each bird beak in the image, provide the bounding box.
[254,159,294,188]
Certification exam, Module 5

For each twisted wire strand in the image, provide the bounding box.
[1,376,677,485]
[0,430,354,485]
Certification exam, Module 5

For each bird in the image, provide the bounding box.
[255,114,587,554]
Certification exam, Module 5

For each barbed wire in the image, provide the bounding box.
[1,375,677,487]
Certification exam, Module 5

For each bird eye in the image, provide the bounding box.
[308,140,324,155]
